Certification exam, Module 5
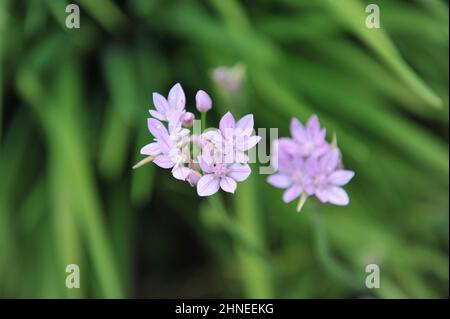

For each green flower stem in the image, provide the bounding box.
[312,210,360,290]
[201,112,206,132]
[207,177,273,298]
[234,174,273,298]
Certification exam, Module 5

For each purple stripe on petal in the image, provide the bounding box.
[147,118,168,138]
[219,112,236,133]
[152,92,169,114]
[197,174,220,196]
[149,110,165,121]
[156,131,173,153]
[198,156,214,174]
[236,114,254,130]
[168,83,186,111]
[220,177,237,193]
[172,165,191,181]
[228,163,251,182]
[153,155,174,169]
[140,142,160,156]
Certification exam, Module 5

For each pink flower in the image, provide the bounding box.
[141,118,191,181]
[212,64,245,94]
[267,115,354,210]
[303,149,354,205]
[149,83,186,125]
[196,156,251,196]
[290,115,329,158]
[201,112,260,164]
[137,83,261,197]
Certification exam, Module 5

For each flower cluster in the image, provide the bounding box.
[267,115,354,211]
[136,83,261,197]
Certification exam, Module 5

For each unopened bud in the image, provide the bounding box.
[195,90,212,113]
[181,112,195,127]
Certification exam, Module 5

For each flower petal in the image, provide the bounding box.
[156,130,173,153]
[140,142,160,156]
[311,143,329,158]
[168,83,186,110]
[220,177,237,193]
[219,112,236,133]
[328,170,355,186]
[187,170,202,186]
[325,186,349,205]
[239,135,261,151]
[152,92,169,114]
[171,165,191,181]
[149,110,166,121]
[197,174,220,196]
[234,151,249,164]
[147,118,168,138]
[198,156,214,174]
[319,148,340,173]
[228,163,251,182]
[304,155,317,174]
[306,114,320,137]
[236,114,254,130]
[282,185,302,203]
[267,174,291,189]
[315,128,326,143]
[153,155,174,169]
[290,118,306,142]
[315,188,328,203]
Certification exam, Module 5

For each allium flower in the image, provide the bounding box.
[267,115,354,211]
[135,83,260,198]
[201,112,261,164]
[197,156,251,196]
[141,118,191,181]
[303,149,355,205]
[149,83,186,124]
[212,63,245,94]
[290,115,329,158]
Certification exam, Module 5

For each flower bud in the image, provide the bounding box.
[181,112,195,127]
[195,90,212,113]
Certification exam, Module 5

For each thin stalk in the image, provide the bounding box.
[234,176,273,298]
[312,210,361,290]
[201,112,206,132]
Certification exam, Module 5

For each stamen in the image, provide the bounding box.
[331,131,337,149]
[296,193,308,212]
[132,156,154,169]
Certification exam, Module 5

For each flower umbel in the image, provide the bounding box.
[134,83,260,197]
[267,115,354,211]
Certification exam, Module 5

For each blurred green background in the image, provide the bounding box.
[0,0,448,298]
